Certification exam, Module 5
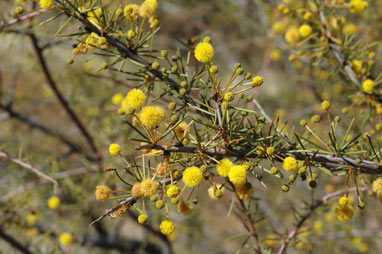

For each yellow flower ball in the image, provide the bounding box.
[138,214,148,224]
[283,157,297,172]
[207,185,225,200]
[362,79,374,94]
[272,21,285,34]
[344,23,357,35]
[109,143,121,156]
[194,42,214,63]
[140,179,159,197]
[40,0,52,9]
[224,92,234,102]
[95,185,112,201]
[216,158,233,177]
[122,89,147,112]
[131,182,144,198]
[59,232,73,245]
[27,213,37,225]
[182,166,203,187]
[111,93,124,105]
[139,106,165,129]
[285,27,300,44]
[372,178,382,193]
[167,185,181,198]
[321,100,331,110]
[335,203,354,222]
[349,0,368,14]
[174,122,188,138]
[352,60,362,73]
[299,24,312,37]
[160,220,175,235]
[270,49,281,61]
[228,165,247,185]
[47,196,60,210]
[139,0,157,18]
[252,76,263,87]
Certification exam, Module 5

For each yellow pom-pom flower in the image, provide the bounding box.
[138,214,148,224]
[160,220,175,235]
[285,27,300,44]
[59,232,73,245]
[95,185,112,201]
[216,158,233,177]
[272,21,285,34]
[299,24,312,37]
[362,79,374,94]
[47,196,60,210]
[122,89,147,113]
[228,165,247,185]
[40,0,52,9]
[283,157,297,172]
[335,203,354,222]
[194,42,214,63]
[139,106,165,129]
[344,23,357,35]
[252,76,263,87]
[224,92,234,102]
[139,0,157,18]
[27,213,37,225]
[174,122,189,138]
[131,182,144,198]
[167,185,181,198]
[321,100,331,110]
[140,179,159,197]
[207,185,225,200]
[349,0,368,14]
[111,93,124,105]
[182,166,203,187]
[109,143,121,156]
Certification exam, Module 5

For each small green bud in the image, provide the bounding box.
[168,102,176,111]
[161,50,168,57]
[282,184,290,192]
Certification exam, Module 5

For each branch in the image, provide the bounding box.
[29,34,101,161]
[0,10,44,33]
[136,144,382,174]
[276,186,370,254]
[0,227,33,254]
[0,150,58,186]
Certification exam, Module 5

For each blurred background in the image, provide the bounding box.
[0,0,381,253]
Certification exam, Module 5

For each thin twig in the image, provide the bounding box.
[29,34,101,161]
[276,186,370,254]
[0,10,44,32]
[0,150,58,186]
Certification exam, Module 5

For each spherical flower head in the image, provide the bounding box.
[156,200,165,209]
[111,93,124,105]
[109,204,128,218]
[182,166,203,187]
[283,157,297,172]
[285,27,300,44]
[335,203,354,222]
[109,143,121,156]
[160,220,175,235]
[167,185,181,198]
[265,233,279,247]
[224,92,234,102]
[139,106,165,129]
[372,178,382,193]
[228,165,247,185]
[15,7,24,15]
[194,42,214,63]
[299,24,312,37]
[352,60,362,73]
[266,146,275,155]
[95,185,111,201]
[48,196,60,210]
[349,0,368,14]
[177,199,193,215]
[40,0,52,9]
[272,21,285,34]
[321,100,331,110]
[131,182,144,198]
[216,158,233,177]
[311,114,321,123]
[138,214,148,224]
[27,213,37,225]
[300,119,307,126]
[139,1,157,18]
[175,122,188,138]
[270,49,281,61]
[123,89,147,112]
[59,232,73,245]
[140,179,159,197]
[362,79,374,94]
[344,23,357,35]
[338,196,350,206]
[235,184,253,200]
[210,65,219,74]
[127,29,136,39]
[252,76,263,87]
